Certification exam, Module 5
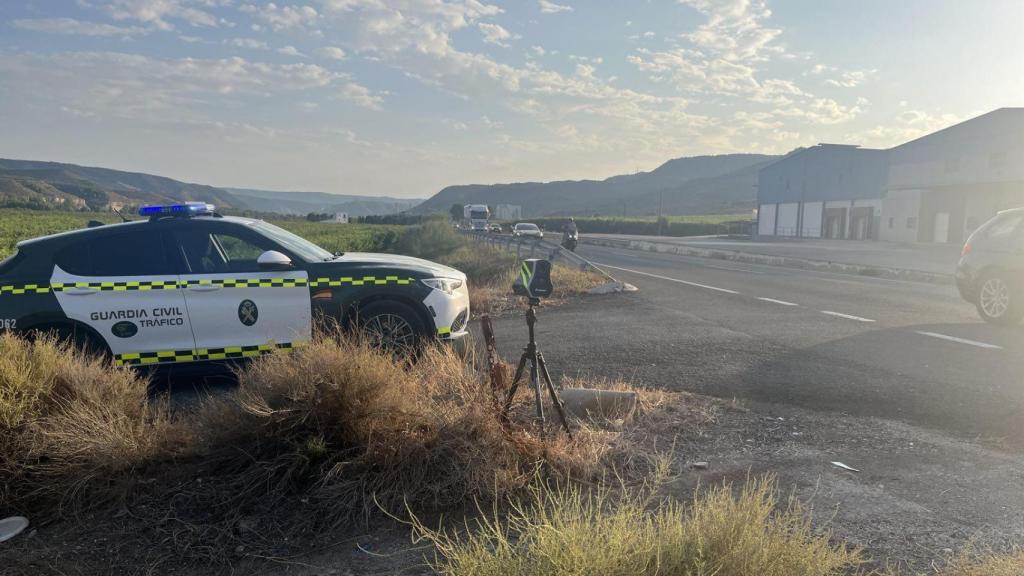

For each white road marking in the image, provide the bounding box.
[820,310,876,323]
[593,262,740,294]
[757,297,799,306]
[914,331,1003,350]
[702,263,767,274]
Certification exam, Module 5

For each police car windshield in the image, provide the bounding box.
[251,221,336,262]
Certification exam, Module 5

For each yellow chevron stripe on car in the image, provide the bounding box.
[113,341,304,366]
[0,276,419,296]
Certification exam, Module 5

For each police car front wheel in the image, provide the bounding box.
[357,301,427,354]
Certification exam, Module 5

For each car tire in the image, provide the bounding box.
[975,271,1023,325]
[356,300,428,354]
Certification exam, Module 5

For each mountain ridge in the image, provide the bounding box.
[411,153,779,217]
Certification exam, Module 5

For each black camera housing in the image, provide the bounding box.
[513,258,553,298]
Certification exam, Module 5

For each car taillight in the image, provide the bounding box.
[961,243,972,257]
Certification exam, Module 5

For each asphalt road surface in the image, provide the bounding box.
[490,243,1024,443]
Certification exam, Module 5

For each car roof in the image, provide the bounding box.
[17,214,260,249]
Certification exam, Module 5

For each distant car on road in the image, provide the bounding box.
[488,223,502,233]
[512,223,543,239]
[956,208,1024,324]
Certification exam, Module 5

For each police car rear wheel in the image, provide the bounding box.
[357,301,425,354]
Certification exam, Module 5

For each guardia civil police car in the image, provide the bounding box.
[0,203,469,369]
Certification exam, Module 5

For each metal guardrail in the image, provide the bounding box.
[462,231,616,281]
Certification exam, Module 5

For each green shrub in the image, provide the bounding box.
[392,220,467,260]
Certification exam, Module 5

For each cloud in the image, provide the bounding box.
[319,46,347,60]
[478,22,518,47]
[773,97,862,125]
[227,37,268,49]
[538,0,573,14]
[278,45,306,57]
[12,17,150,37]
[338,80,385,110]
[851,109,961,147]
[824,69,874,88]
[240,3,319,31]
[0,51,344,122]
[103,0,220,31]
[677,0,782,62]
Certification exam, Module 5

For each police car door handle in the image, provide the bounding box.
[187,284,222,292]
[64,287,98,295]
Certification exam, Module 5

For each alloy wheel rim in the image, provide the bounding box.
[363,313,417,353]
[980,278,1010,318]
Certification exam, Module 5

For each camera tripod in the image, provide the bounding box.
[501,297,572,437]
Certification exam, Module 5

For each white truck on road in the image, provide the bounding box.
[463,204,490,231]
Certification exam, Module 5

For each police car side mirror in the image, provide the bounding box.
[257,250,293,270]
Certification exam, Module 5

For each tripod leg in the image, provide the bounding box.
[537,352,572,437]
[530,355,545,423]
[501,350,530,421]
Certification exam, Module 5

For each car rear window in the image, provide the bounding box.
[983,213,1024,239]
[55,231,171,277]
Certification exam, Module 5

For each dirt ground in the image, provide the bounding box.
[9,388,1023,575]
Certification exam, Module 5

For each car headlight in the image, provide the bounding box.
[422,277,464,295]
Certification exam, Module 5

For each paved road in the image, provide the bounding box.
[586,234,961,275]
[490,243,1024,442]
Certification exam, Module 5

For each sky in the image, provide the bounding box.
[0,1,1021,199]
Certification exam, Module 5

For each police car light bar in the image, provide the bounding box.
[138,202,216,217]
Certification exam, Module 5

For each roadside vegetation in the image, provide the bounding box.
[390,220,607,314]
[0,208,402,258]
[415,476,862,576]
[4,332,1020,574]
[514,214,752,238]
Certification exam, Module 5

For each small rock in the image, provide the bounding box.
[692,461,709,470]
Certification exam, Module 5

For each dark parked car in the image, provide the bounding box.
[956,208,1024,324]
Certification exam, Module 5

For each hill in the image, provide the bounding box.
[0,159,420,216]
[411,153,778,217]
[225,188,421,217]
[0,159,237,211]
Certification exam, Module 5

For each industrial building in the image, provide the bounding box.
[756,144,889,239]
[757,108,1024,244]
[881,108,1024,244]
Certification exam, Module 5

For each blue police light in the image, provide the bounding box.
[138,202,215,217]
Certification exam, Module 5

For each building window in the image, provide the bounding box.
[944,157,960,173]
[888,217,894,229]
[907,217,917,229]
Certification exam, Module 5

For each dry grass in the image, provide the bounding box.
[551,264,607,297]
[189,337,614,525]
[935,549,1024,575]
[413,475,865,576]
[0,333,184,511]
